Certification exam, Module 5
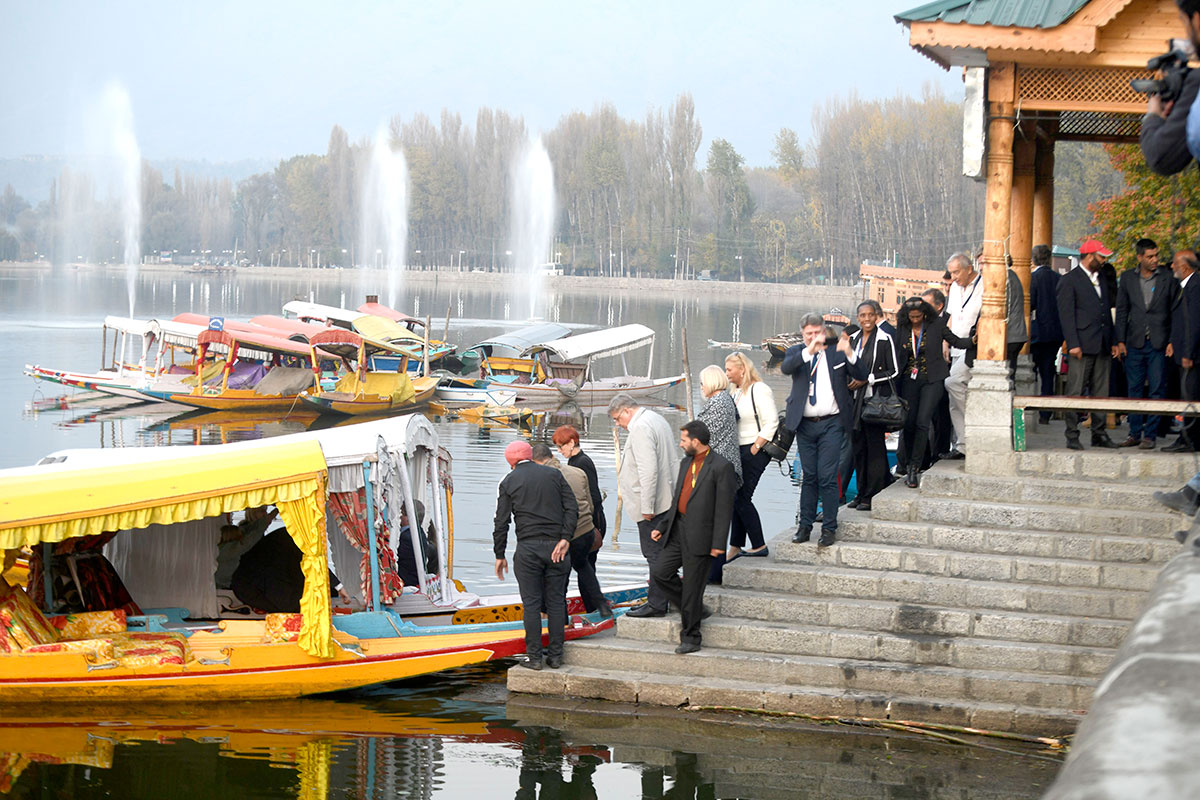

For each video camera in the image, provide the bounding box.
[1131,39,1196,104]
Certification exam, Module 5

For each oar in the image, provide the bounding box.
[611,424,623,544]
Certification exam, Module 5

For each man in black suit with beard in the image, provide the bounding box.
[1165,250,1200,452]
[1057,240,1119,450]
[647,420,737,654]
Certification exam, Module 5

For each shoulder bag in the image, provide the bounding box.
[748,382,794,462]
[860,376,907,431]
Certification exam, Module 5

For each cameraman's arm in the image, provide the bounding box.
[1141,69,1200,176]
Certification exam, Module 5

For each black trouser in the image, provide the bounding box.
[898,377,944,472]
[931,389,952,463]
[637,513,669,611]
[651,521,712,646]
[1031,341,1060,422]
[513,538,570,661]
[729,444,770,549]
[1161,358,1182,437]
[1181,362,1200,448]
[1063,352,1110,440]
[566,532,606,613]
[852,421,891,501]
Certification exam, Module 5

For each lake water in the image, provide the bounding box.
[0,266,1059,798]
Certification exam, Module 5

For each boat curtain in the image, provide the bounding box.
[327,489,404,606]
[103,518,221,619]
[276,476,333,659]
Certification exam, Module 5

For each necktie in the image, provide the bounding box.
[809,353,820,406]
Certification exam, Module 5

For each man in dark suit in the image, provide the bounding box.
[1057,240,1120,450]
[1029,244,1064,425]
[781,312,867,546]
[1115,238,1175,449]
[921,288,954,463]
[645,420,736,654]
[1166,250,1200,452]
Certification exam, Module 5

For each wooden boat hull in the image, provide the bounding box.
[0,617,611,703]
[433,385,518,406]
[24,365,153,401]
[299,378,437,417]
[508,375,684,404]
[167,389,304,412]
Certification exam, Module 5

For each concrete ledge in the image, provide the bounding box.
[1045,527,1200,799]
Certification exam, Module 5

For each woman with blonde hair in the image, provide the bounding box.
[696,365,743,486]
[724,351,777,559]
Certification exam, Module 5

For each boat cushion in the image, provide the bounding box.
[111,642,186,669]
[46,609,127,640]
[0,582,59,651]
[333,371,415,405]
[109,632,190,664]
[23,637,116,662]
[264,612,303,642]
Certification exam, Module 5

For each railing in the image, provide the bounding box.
[1012,395,1200,452]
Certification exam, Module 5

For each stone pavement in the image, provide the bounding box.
[508,446,1194,736]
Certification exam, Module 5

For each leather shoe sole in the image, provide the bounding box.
[674,642,701,655]
[624,604,666,618]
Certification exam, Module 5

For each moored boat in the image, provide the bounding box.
[297,329,437,416]
[166,328,318,412]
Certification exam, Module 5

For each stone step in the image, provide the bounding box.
[707,587,1131,648]
[919,462,1194,516]
[536,635,1096,712]
[867,491,1179,538]
[1013,449,1195,484]
[832,517,1180,565]
[507,662,1084,737]
[722,561,1148,620]
[614,614,1115,678]
[767,539,1161,592]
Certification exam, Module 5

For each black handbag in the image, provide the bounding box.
[860,378,907,431]
[747,383,794,461]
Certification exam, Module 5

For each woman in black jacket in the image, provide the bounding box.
[895,296,973,488]
[847,301,899,511]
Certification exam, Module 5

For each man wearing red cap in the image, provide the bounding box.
[1056,240,1119,450]
[493,439,577,670]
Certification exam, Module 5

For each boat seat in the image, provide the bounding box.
[264,613,302,642]
[0,579,192,668]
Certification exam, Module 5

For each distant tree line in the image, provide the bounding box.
[0,89,1119,282]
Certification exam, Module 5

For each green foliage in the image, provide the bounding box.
[1090,143,1200,259]
[1054,141,1125,246]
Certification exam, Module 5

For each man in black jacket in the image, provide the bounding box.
[493,440,576,670]
[1115,238,1176,449]
[1166,250,1200,451]
[1029,245,1064,424]
[646,420,736,654]
[1140,0,1200,176]
[1057,240,1119,450]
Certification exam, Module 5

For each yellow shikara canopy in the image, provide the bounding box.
[0,439,334,658]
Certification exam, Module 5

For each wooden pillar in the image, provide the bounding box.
[978,63,1016,362]
[1032,136,1055,250]
[1011,137,1036,335]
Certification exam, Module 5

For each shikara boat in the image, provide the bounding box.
[297,329,438,416]
[165,328,318,412]
[282,300,456,371]
[0,416,635,702]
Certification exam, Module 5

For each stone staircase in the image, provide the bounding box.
[508,455,1192,736]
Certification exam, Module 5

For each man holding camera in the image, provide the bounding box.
[1140,2,1200,174]
[781,313,866,547]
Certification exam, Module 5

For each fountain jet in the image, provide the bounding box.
[509,137,555,320]
[92,82,142,317]
[360,128,409,308]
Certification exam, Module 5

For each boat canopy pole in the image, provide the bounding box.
[646,338,654,378]
[362,461,382,611]
[395,454,428,596]
[426,457,451,604]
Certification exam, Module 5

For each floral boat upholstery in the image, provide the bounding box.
[264,613,303,643]
[0,579,191,669]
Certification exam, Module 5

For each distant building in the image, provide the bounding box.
[859,260,944,322]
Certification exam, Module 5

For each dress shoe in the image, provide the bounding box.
[1117,436,1141,448]
[904,465,920,489]
[1091,435,1118,449]
[857,498,872,512]
[742,546,770,558]
[1065,438,1084,451]
[817,529,837,547]
[792,526,812,544]
[944,449,965,460]
[1154,486,1200,516]
[598,601,615,619]
[846,498,861,510]
[1162,440,1196,453]
[1140,438,1157,450]
[675,642,701,655]
[625,603,666,618]
[700,605,714,620]
[1038,413,1052,425]
[545,655,563,669]
[522,657,544,671]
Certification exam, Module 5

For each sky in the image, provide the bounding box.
[0,1,962,168]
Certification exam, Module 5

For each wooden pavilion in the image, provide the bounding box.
[894,0,1181,463]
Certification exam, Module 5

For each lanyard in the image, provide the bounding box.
[911,327,924,355]
[959,275,981,310]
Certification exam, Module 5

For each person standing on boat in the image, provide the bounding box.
[609,394,678,617]
[493,440,576,670]
[724,351,776,560]
[531,443,612,619]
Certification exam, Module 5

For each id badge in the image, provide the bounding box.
[910,367,918,380]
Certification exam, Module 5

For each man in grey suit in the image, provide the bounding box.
[639,420,737,654]
[610,393,677,615]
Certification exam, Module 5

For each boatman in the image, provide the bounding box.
[493,440,577,670]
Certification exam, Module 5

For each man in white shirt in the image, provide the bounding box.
[943,252,983,458]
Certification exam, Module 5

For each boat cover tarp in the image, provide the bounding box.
[351,315,424,345]
[220,361,267,390]
[183,359,227,386]
[282,300,361,326]
[102,316,156,338]
[333,371,415,405]
[466,323,572,358]
[0,439,333,657]
[253,367,315,397]
[524,323,655,362]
